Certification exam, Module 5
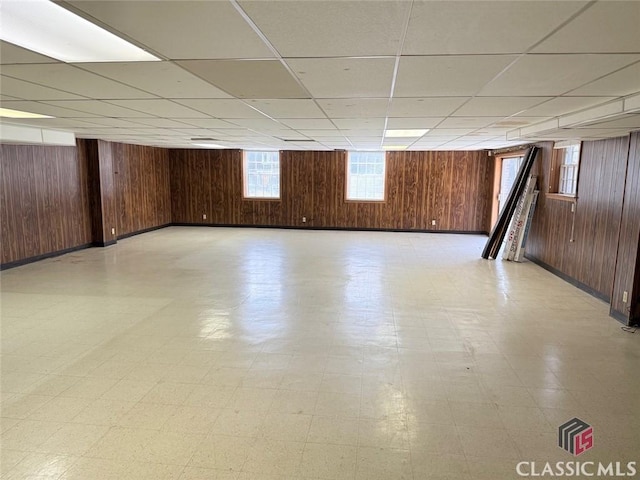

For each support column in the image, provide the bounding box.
[79,139,117,246]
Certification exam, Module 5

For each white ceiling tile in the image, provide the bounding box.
[106,99,212,118]
[200,128,265,138]
[388,98,468,117]
[440,141,484,148]
[218,125,292,138]
[286,141,326,149]
[246,99,326,119]
[176,60,308,99]
[341,130,384,137]
[317,99,389,118]
[473,127,512,135]
[480,54,640,96]
[287,58,395,98]
[124,118,196,128]
[332,118,385,130]
[425,129,477,136]
[173,99,269,119]
[533,1,640,54]
[298,135,346,142]
[350,144,383,150]
[453,97,552,117]
[43,100,154,117]
[66,1,275,59]
[77,62,231,99]
[1,64,155,99]
[322,143,352,149]
[395,56,517,97]
[349,141,382,150]
[294,130,341,138]
[403,1,587,55]
[280,118,335,129]
[167,128,229,137]
[228,118,287,130]
[0,41,59,64]
[239,1,410,57]
[515,97,617,117]
[410,142,447,148]
[386,117,444,129]
[415,135,463,141]
[76,118,154,128]
[0,76,87,100]
[266,132,310,141]
[3,1,638,150]
[174,118,239,129]
[115,128,180,136]
[494,117,551,127]
[69,127,152,135]
[568,61,640,96]
[438,117,506,128]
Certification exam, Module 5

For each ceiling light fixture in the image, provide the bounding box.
[384,129,429,138]
[382,145,408,150]
[192,143,227,149]
[0,107,54,119]
[0,0,160,63]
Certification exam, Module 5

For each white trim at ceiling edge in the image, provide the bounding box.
[0,123,76,146]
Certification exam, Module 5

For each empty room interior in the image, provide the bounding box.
[1,1,640,479]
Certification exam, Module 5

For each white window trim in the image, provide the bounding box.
[346,151,386,202]
[243,150,281,199]
[558,144,580,196]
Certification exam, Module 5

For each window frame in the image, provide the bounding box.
[558,144,580,196]
[242,150,281,200]
[345,151,387,203]
[548,141,581,201]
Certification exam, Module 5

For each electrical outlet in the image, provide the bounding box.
[302,216,306,223]
[111,227,115,235]
[571,203,576,213]
[623,291,628,303]
[202,214,207,220]
[431,220,436,226]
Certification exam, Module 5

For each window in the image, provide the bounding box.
[558,143,580,196]
[347,151,385,201]
[243,151,280,199]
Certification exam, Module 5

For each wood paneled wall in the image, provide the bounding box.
[527,136,631,302]
[170,149,493,232]
[0,144,92,266]
[611,131,640,320]
[112,142,171,236]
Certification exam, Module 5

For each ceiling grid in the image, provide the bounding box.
[0,0,638,150]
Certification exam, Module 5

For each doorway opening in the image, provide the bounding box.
[490,151,527,230]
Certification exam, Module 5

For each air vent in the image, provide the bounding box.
[191,137,218,141]
[282,139,315,142]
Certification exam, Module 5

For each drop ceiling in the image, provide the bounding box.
[1,0,639,151]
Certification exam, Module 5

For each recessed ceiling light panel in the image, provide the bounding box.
[192,143,227,149]
[384,129,429,138]
[0,0,160,63]
[0,107,54,119]
[382,145,408,150]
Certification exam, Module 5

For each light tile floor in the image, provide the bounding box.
[1,227,639,479]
